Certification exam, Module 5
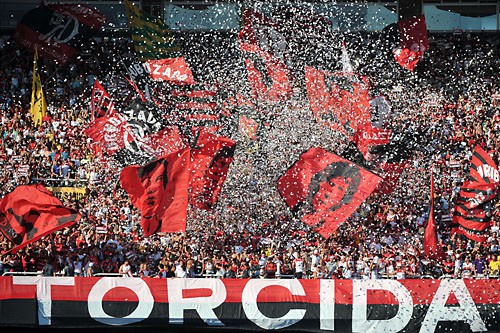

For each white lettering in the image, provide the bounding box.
[477,164,499,183]
[320,279,335,331]
[168,278,226,326]
[242,279,306,330]
[352,279,413,333]
[88,277,153,326]
[13,276,75,326]
[420,279,487,332]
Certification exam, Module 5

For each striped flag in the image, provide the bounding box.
[30,48,47,127]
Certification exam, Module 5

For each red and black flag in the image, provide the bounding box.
[13,3,106,65]
[0,184,81,254]
[277,147,381,239]
[89,79,115,122]
[85,96,186,166]
[452,146,499,242]
[238,8,293,103]
[424,171,445,260]
[304,65,371,140]
[384,15,428,71]
[189,131,236,210]
[120,148,191,237]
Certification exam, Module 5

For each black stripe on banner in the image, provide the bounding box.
[0,301,496,332]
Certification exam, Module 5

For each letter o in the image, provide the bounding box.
[88,277,154,326]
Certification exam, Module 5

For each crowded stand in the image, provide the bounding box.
[0,3,499,285]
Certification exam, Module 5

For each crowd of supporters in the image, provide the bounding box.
[0,30,499,280]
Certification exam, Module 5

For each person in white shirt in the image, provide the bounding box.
[119,260,133,277]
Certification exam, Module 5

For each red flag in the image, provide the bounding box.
[84,112,136,156]
[305,65,371,139]
[238,8,293,103]
[354,124,391,157]
[90,79,115,122]
[189,132,236,210]
[452,146,499,242]
[120,148,191,237]
[424,172,445,260]
[374,161,410,195]
[0,184,81,254]
[145,57,195,84]
[393,15,428,71]
[277,147,381,239]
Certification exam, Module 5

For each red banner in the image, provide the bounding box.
[0,277,497,332]
[239,9,293,103]
[424,172,445,260]
[120,148,191,236]
[189,132,236,210]
[145,57,195,84]
[0,184,80,253]
[305,66,371,139]
[278,148,381,238]
[393,15,428,71]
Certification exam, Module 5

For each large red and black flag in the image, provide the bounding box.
[424,171,445,260]
[13,3,106,65]
[0,184,81,254]
[384,15,428,71]
[277,147,381,239]
[238,8,293,103]
[452,146,499,242]
[120,148,191,237]
[304,65,371,140]
[189,131,236,210]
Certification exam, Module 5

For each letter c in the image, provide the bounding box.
[242,279,306,330]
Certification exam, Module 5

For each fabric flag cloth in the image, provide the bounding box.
[452,146,499,242]
[13,3,106,64]
[277,147,382,239]
[0,184,81,254]
[238,8,293,103]
[120,148,191,237]
[424,171,445,260]
[305,65,371,140]
[84,110,185,167]
[124,0,194,84]
[189,132,236,210]
[165,83,234,145]
[30,48,47,127]
[385,15,428,71]
[89,79,115,122]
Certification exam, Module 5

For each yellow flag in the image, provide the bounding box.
[124,0,180,61]
[30,48,47,127]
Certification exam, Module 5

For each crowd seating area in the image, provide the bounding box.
[0,31,499,281]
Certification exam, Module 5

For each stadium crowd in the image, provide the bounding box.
[0,30,499,281]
